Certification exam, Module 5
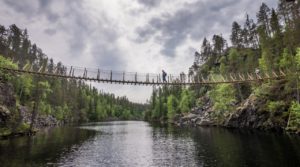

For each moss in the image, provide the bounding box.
[267,101,286,116]
[0,128,12,137]
[15,123,30,133]
[286,101,300,132]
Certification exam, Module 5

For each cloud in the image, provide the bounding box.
[136,0,277,57]
[44,28,57,35]
[137,0,161,8]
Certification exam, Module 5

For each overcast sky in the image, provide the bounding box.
[0,0,277,103]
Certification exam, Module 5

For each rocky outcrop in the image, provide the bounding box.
[0,81,61,138]
[0,82,14,128]
[174,96,216,127]
[0,82,15,107]
[0,105,10,126]
[225,95,287,131]
[19,106,61,128]
[174,94,288,132]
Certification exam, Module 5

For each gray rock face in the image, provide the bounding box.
[174,96,216,127]
[0,82,15,107]
[19,106,61,128]
[0,105,10,126]
[224,94,285,130]
[174,94,286,131]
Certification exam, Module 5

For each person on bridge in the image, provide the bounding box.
[255,68,260,76]
[162,70,167,83]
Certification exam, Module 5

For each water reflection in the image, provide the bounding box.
[0,121,300,167]
[59,121,154,167]
[0,127,96,167]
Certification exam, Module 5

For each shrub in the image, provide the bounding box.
[167,95,179,121]
[267,101,285,113]
[286,101,300,131]
[209,84,236,115]
[179,89,195,113]
[0,55,17,81]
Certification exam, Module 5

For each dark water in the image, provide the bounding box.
[1,121,300,167]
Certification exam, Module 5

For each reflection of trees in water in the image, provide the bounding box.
[0,127,97,166]
[191,128,300,167]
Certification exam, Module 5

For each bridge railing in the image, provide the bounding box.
[0,60,290,85]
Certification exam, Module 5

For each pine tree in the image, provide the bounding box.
[257,3,271,37]
[212,34,227,55]
[270,9,282,37]
[230,21,243,48]
[244,14,259,48]
[200,37,212,62]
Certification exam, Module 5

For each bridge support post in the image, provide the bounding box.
[146,73,149,83]
[97,69,100,80]
[110,70,113,83]
[69,66,73,76]
[159,74,161,83]
[83,68,87,78]
[135,73,137,83]
[123,72,125,82]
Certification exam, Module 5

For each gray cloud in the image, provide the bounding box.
[91,42,126,71]
[60,2,125,70]
[137,0,161,8]
[3,0,38,17]
[2,0,126,70]
[44,28,56,35]
[136,0,277,57]
[3,0,59,23]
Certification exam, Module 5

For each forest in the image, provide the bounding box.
[145,0,300,132]
[0,24,146,136]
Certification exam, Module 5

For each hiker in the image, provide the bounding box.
[162,70,167,83]
[255,68,260,76]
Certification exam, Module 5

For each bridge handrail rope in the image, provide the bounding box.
[0,60,292,86]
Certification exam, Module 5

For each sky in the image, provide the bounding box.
[0,0,277,103]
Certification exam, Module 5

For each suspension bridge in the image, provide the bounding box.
[0,62,291,86]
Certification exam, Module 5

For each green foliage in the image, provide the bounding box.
[209,84,236,114]
[0,128,12,136]
[295,48,300,69]
[15,123,30,133]
[0,55,17,81]
[287,101,300,131]
[259,49,272,71]
[147,86,195,122]
[179,89,195,113]
[0,25,146,125]
[0,55,17,69]
[38,81,52,99]
[228,49,239,68]
[267,101,285,113]
[252,83,270,98]
[279,48,294,69]
[167,95,178,121]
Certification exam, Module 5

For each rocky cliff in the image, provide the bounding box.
[0,80,61,138]
[174,94,291,133]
